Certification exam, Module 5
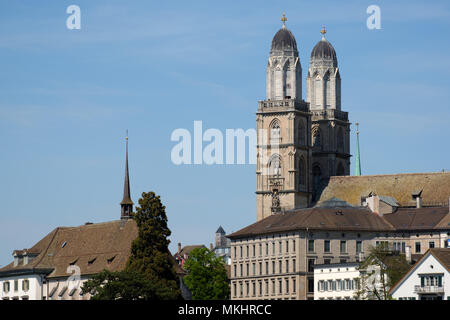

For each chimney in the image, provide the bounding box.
[412,190,423,208]
[405,246,412,263]
[367,193,380,215]
[416,196,422,208]
[178,242,182,254]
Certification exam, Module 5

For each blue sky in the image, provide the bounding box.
[0,0,449,267]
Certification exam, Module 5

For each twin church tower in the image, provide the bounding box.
[256,14,351,221]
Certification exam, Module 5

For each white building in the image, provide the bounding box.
[389,248,450,300]
[314,262,360,300]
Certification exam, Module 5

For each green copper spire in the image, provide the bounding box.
[354,122,361,176]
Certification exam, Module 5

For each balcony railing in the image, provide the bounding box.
[414,285,444,294]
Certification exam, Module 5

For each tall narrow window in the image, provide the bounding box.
[298,121,305,145]
[308,240,315,252]
[308,259,315,273]
[356,241,362,253]
[415,242,421,253]
[324,240,330,253]
[298,157,306,187]
[340,241,347,253]
[270,120,281,143]
[315,78,321,106]
[337,127,344,153]
[313,130,321,148]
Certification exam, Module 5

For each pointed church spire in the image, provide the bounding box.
[354,123,362,176]
[120,130,133,219]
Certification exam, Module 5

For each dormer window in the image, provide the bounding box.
[88,257,96,266]
[69,258,78,266]
[107,255,116,265]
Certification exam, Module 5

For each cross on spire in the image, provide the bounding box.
[281,12,287,27]
[321,24,327,39]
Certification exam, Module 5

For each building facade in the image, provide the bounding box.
[314,262,360,300]
[228,196,450,300]
[389,248,450,300]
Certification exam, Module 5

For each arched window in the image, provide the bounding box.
[270,120,281,143]
[313,129,321,148]
[337,127,344,153]
[298,121,305,146]
[313,163,321,195]
[298,157,306,187]
[315,76,321,106]
[269,154,282,176]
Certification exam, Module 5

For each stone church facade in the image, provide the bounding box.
[256,19,350,221]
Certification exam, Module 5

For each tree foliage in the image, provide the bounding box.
[81,191,182,300]
[354,243,410,300]
[183,247,229,300]
[125,191,181,299]
[81,269,159,300]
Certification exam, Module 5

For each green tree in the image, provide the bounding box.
[354,243,410,300]
[125,191,181,300]
[183,247,229,300]
[81,191,182,300]
[81,270,158,300]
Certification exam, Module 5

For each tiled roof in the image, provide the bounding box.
[0,220,137,278]
[431,248,450,271]
[227,206,395,239]
[228,204,450,239]
[179,245,206,257]
[0,219,185,278]
[318,172,450,207]
[382,207,449,231]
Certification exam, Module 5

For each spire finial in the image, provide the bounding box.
[281,12,287,27]
[121,130,133,219]
[354,122,362,176]
[321,24,327,39]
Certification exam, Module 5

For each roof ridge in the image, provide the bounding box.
[329,172,450,179]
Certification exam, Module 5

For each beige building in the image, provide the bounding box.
[228,196,450,300]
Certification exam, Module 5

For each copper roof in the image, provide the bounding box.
[318,172,450,207]
[227,206,395,239]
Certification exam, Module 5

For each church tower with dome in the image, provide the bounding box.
[306,25,351,201]
[256,13,313,221]
[256,16,351,221]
